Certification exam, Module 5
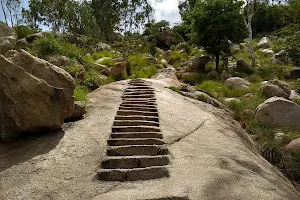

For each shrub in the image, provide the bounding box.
[14,25,39,39]
[168,51,188,65]
[74,85,88,102]
[293,97,300,106]
[283,151,300,181]
[182,73,207,85]
[31,37,61,57]
[92,51,115,60]
[259,136,284,165]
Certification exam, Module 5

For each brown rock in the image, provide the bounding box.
[0,51,75,139]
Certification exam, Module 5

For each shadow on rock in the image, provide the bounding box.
[0,130,64,172]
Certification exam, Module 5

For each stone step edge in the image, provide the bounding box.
[97,166,170,182]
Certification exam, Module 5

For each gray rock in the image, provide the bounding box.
[67,101,87,120]
[260,79,291,99]
[46,55,70,66]
[284,138,300,152]
[257,37,271,49]
[255,97,300,128]
[0,50,75,139]
[0,36,16,54]
[16,38,28,49]
[236,60,254,74]
[0,22,14,37]
[220,70,231,82]
[260,49,274,56]
[26,32,44,43]
[207,70,219,80]
[224,98,241,104]
[91,42,111,52]
[241,109,255,120]
[190,55,210,72]
[225,77,251,90]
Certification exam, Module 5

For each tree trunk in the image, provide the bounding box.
[248,14,255,67]
[1,0,8,24]
[215,53,220,73]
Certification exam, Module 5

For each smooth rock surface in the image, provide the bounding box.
[1,75,299,199]
[260,79,291,99]
[257,37,271,49]
[0,50,75,138]
[255,97,300,128]
[0,22,14,37]
[225,77,250,90]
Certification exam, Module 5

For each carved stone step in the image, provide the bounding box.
[117,110,158,117]
[113,120,160,127]
[115,115,159,122]
[107,145,169,156]
[120,104,157,109]
[101,155,170,169]
[119,106,157,112]
[111,132,163,139]
[122,94,155,99]
[127,86,153,90]
[123,91,154,95]
[122,100,156,105]
[112,126,160,133]
[107,138,165,146]
[98,166,169,181]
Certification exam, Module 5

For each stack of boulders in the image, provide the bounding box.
[0,24,86,139]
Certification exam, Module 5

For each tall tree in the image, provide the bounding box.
[244,0,256,66]
[190,0,247,72]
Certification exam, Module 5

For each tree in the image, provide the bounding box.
[190,0,247,72]
[0,0,21,26]
[244,0,256,66]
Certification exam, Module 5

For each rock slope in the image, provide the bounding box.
[0,73,299,199]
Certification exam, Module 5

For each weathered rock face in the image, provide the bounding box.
[110,62,129,80]
[0,36,16,54]
[236,59,254,74]
[225,77,250,90]
[260,49,274,56]
[46,55,70,66]
[92,42,111,52]
[0,50,75,139]
[25,32,44,43]
[189,55,210,72]
[260,79,291,99]
[255,97,300,128]
[257,37,271,49]
[67,101,87,120]
[284,138,300,152]
[0,22,14,37]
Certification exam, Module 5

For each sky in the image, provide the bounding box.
[0,0,182,27]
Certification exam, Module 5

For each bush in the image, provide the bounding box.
[74,85,88,102]
[14,26,39,39]
[31,37,61,57]
[92,51,115,60]
[30,36,86,62]
[293,97,300,106]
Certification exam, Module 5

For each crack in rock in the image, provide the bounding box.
[168,119,210,145]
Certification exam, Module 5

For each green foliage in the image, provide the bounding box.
[92,51,115,60]
[14,25,38,39]
[190,0,247,71]
[259,134,284,165]
[283,151,300,181]
[127,54,158,78]
[143,20,170,36]
[74,85,88,102]
[172,23,192,42]
[182,73,208,85]
[31,37,61,57]
[169,86,181,92]
[293,97,300,106]
[251,2,285,37]
[168,50,188,65]
[286,31,300,66]
[85,69,115,90]
[30,36,86,61]
[61,64,84,80]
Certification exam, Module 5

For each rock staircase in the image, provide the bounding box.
[97,79,170,181]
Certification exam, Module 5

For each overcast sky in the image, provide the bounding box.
[0,0,182,27]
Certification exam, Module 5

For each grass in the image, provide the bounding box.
[127,54,159,78]
[74,86,88,102]
[92,51,116,60]
[195,80,261,99]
